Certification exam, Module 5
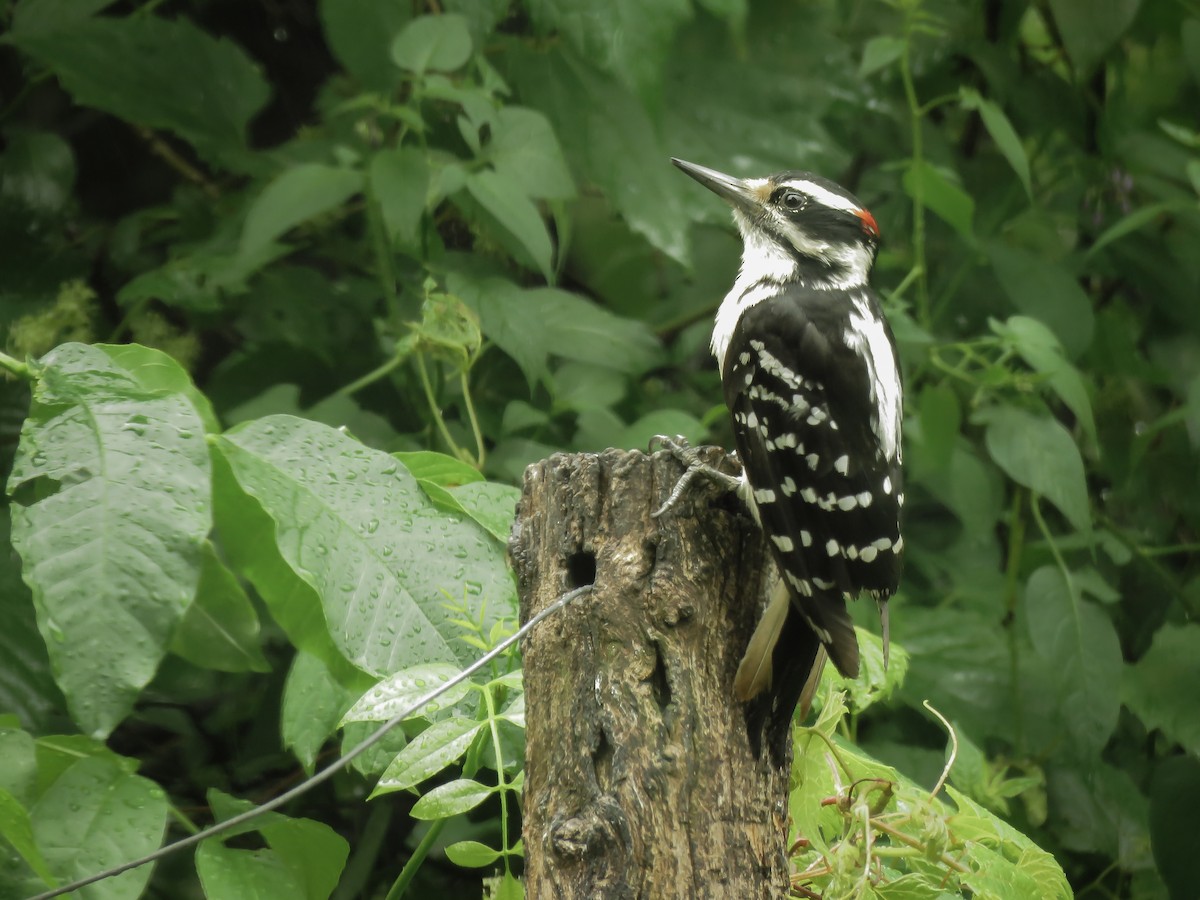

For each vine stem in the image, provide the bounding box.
[414,353,465,461]
[332,353,404,400]
[899,14,931,330]
[0,350,33,381]
[23,585,593,900]
[384,818,448,900]
[482,683,511,873]
[460,370,486,468]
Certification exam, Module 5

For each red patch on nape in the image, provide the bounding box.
[855,208,880,238]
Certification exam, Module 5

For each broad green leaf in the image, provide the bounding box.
[1150,756,1200,900]
[10,0,118,33]
[917,383,961,472]
[1048,761,1151,868]
[979,406,1091,538]
[281,651,359,774]
[341,663,470,724]
[30,755,167,897]
[202,790,349,900]
[240,164,364,262]
[0,129,75,216]
[170,542,269,673]
[319,0,411,91]
[860,36,905,77]
[7,343,210,737]
[506,45,691,263]
[390,14,472,75]
[525,0,690,102]
[959,88,1032,198]
[903,160,975,239]
[463,170,554,282]
[444,839,501,868]
[988,243,1094,359]
[1123,624,1200,756]
[9,16,268,169]
[99,342,220,433]
[552,362,627,412]
[498,693,525,728]
[448,482,520,543]
[487,107,576,200]
[822,627,909,714]
[212,453,355,681]
[369,148,429,249]
[1047,0,1141,77]
[196,842,305,900]
[1023,567,1120,756]
[393,451,485,488]
[448,272,661,386]
[991,316,1096,444]
[217,416,514,676]
[374,716,482,794]
[410,778,493,820]
[0,788,56,887]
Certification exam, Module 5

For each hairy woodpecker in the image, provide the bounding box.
[670,158,903,754]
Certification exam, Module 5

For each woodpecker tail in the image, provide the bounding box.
[740,583,831,764]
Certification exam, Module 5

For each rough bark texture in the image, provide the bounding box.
[510,449,790,900]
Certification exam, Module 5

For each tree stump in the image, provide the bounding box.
[510,449,790,899]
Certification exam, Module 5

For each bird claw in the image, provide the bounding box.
[650,435,743,518]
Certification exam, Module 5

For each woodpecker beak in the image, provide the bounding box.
[671,158,763,217]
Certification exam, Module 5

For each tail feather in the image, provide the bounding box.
[734,581,790,701]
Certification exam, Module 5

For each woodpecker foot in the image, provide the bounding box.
[651,435,744,518]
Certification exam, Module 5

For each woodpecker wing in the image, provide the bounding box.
[722,284,903,679]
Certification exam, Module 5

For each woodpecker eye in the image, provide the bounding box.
[781,192,805,211]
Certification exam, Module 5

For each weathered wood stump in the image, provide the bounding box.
[510,449,790,899]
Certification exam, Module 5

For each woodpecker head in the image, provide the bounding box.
[672,158,879,289]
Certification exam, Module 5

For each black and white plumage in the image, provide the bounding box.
[672,158,904,754]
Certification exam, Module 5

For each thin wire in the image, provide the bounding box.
[25,584,592,900]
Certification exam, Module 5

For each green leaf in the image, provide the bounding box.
[1150,756,1200,900]
[860,35,905,77]
[9,16,269,169]
[444,839,501,868]
[917,383,961,472]
[390,14,473,75]
[319,0,411,91]
[0,788,56,887]
[0,128,76,216]
[393,451,485,488]
[281,651,360,774]
[1123,624,1200,756]
[506,45,691,263]
[217,416,515,676]
[10,0,118,34]
[30,755,168,897]
[902,160,975,238]
[487,107,576,200]
[991,316,1096,444]
[369,148,429,249]
[448,482,520,543]
[98,342,220,433]
[1023,567,1120,756]
[341,663,470,724]
[200,789,349,900]
[410,778,493,820]
[980,406,1091,538]
[525,0,691,102]
[7,343,210,737]
[196,842,305,900]
[822,627,909,714]
[552,362,627,412]
[240,164,364,262]
[959,88,1032,198]
[619,410,705,451]
[374,716,482,794]
[170,542,269,673]
[1047,0,1142,77]
[988,243,1094,359]
[463,170,554,282]
[1085,201,1187,257]
[449,272,661,386]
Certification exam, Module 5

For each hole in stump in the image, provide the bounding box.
[566,550,596,588]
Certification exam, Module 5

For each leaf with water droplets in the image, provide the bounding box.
[341,663,470,724]
[7,343,211,738]
[217,416,516,675]
[373,716,482,795]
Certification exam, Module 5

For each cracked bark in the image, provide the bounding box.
[510,449,790,899]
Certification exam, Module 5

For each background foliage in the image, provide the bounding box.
[1,0,1198,897]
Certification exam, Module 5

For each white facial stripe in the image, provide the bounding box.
[779,178,861,213]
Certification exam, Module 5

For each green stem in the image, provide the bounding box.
[1003,488,1026,751]
[365,183,400,320]
[384,818,448,900]
[331,353,404,400]
[0,350,33,381]
[899,18,931,331]
[415,354,465,459]
[167,805,200,836]
[460,370,486,469]
[482,684,512,873]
